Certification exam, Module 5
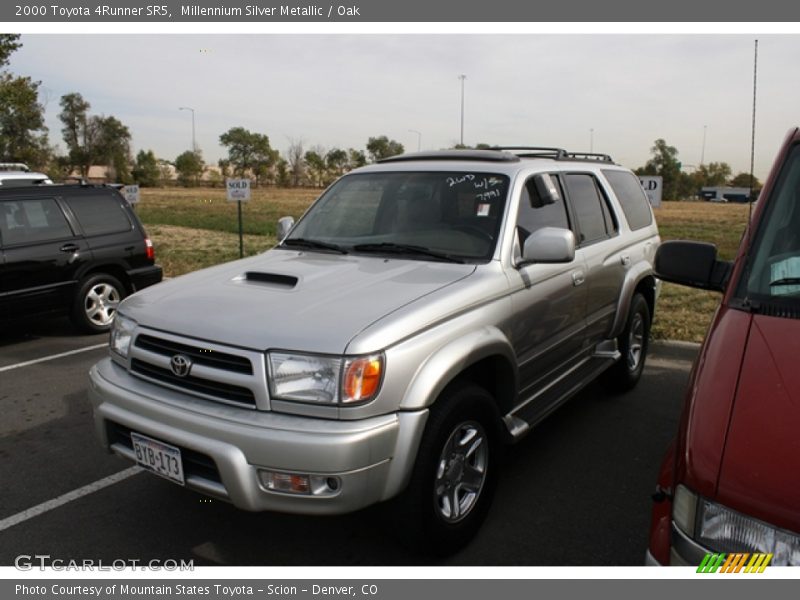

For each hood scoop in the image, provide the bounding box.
[242,271,298,288]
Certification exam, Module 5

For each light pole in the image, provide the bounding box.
[179,106,196,153]
[458,74,466,146]
[700,125,707,165]
[408,129,422,152]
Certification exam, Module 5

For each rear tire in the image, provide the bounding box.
[394,381,500,556]
[603,293,650,392]
[71,274,126,334]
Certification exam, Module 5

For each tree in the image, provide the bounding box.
[326,147,349,180]
[694,162,732,188]
[132,150,160,187]
[636,139,687,201]
[174,151,204,187]
[0,34,21,68]
[366,136,404,162]
[58,92,132,180]
[304,148,326,187]
[219,127,277,186]
[0,35,50,169]
[0,73,50,167]
[286,138,305,187]
[730,172,762,191]
[348,148,367,169]
[275,158,291,187]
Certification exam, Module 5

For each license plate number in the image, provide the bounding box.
[131,432,185,485]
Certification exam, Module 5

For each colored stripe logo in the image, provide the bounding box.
[697,553,773,573]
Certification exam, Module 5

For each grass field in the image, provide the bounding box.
[137,188,752,342]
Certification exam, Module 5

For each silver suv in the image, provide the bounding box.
[89,148,660,553]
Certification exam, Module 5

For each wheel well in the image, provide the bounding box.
[635,275,657,320]
[450,355,516,418]
[80,265,132,294]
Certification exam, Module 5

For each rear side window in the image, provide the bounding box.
[602,170,654,231]
[564,173,616,244]
[66,193,132,236]
[0,198,73,245]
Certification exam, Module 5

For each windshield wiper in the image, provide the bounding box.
[352,242,465,264]
[770,278,800,286]
[281,238,348,254]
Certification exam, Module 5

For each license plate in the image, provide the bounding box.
[130,432,185,485]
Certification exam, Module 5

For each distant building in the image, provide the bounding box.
[700,186,752,203]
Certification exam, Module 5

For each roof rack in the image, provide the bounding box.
[491,146,567,159]
[0,162,31,172]
[564,152,615,163]
[377,149,520,164]
[492,146,615,164]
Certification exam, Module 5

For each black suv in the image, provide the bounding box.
[0,184,162,333]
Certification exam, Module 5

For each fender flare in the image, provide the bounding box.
[399,325,518,412]
[609,264,657,339]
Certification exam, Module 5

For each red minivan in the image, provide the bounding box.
[647,128,800,566]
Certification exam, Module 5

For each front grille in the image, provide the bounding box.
[135,334,253,374]
[106,421,222,484]
[131,358,256,407]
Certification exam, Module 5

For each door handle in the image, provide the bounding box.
[60,243,79,253]
[572,270,585,286]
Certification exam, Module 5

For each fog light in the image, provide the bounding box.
[259,470,341,496]
[262,471,311,494]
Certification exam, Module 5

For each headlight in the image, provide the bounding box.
[697,499,800,566]
[110,314,136,358]
[267,352,384,405]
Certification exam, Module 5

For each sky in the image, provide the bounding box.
[8,33,800,179]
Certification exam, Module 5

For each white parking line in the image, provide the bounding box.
[0,467,141,532]
[0,343,108,373]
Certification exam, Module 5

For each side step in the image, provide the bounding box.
[503,349,620,441]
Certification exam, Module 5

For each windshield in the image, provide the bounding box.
[285,171,510,262]
[736,144,800,306]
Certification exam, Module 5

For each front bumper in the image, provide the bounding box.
[88,358,428,515]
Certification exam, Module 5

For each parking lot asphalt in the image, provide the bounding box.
[0,318,696,566]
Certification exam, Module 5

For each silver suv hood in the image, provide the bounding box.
[121,249,476,353]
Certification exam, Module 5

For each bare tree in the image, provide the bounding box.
[287,138,305,187]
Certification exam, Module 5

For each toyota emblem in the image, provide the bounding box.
[170,354,192,378]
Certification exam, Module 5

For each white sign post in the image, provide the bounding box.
[226,178,251,258]
[122,184,140,205]
[639,176,663,208]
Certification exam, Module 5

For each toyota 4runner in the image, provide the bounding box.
[89,147,660,553]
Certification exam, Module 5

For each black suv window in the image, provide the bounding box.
[0,198,73,245]
[516,174,570,244]
[602,170,654,231]
[65,193,132,236]
[564,173,616,244]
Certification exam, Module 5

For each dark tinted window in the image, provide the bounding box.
[565,173,614,244]
[66,193,132,236]
[516,175,570,243]
[602,170,654,230]
[0,198,73,245]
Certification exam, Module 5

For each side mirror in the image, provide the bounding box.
[276,216,295,242]
[518,227,576,266]
[655,240,732,292]
[530,173,561,206]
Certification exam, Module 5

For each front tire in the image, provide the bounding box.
[395,382,499,555]
[71,274,126,334]
[603,292,651,392]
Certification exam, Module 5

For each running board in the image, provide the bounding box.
[503,349,620,441]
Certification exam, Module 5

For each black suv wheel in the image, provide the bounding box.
[71,273,126,333]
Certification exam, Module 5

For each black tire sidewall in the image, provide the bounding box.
[72,274,126,333]
[616,293,651,389]
[397,382,500,555]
